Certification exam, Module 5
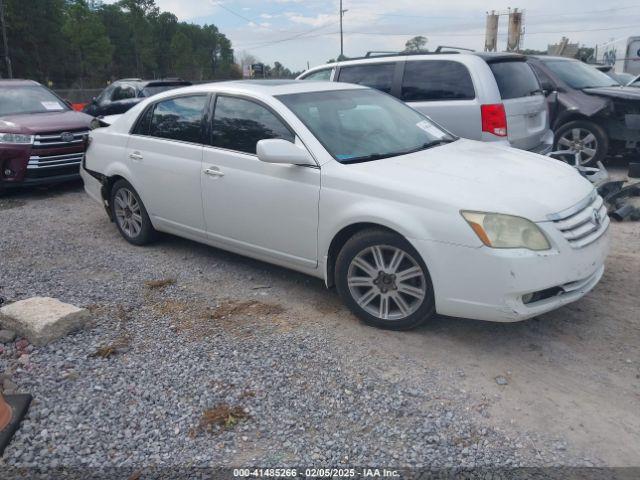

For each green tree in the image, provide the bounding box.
[118,0,159,77]
[62,0,113,88]
[404,35,428,52]
[2,0,67,84]
[169,30,193,78]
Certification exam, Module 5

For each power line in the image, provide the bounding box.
[372,4,640,20]
[343,23,640,38]
[235,22,339,50]
[211,1,255,24]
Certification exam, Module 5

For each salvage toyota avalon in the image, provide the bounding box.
[81,81,610,330]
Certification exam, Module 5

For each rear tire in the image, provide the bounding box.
[335,229,435,330]
[554,120,608,167]
[110,179,156,245]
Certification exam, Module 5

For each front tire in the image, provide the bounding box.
[335,229,435,330]
[110,179,156,245]
[554,120,608,167]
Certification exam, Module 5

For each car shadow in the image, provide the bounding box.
[0,179,84,200]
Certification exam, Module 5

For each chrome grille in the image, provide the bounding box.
[548,191,609,249]
[27,152,84,170]
[32,130,88,147]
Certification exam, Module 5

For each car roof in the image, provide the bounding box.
[114,78,191,87]
[147,80,367,100]
[0,79,42,87]
[530,55,578,62]
[305,51,525,71]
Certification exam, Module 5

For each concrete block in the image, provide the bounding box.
[0,297,89,346]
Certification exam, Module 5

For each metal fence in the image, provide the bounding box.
[54,88,103,103]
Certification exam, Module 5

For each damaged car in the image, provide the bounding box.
[82,81,609,330]
[527,56,640,166]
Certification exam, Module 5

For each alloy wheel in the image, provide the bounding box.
[347,245,427,321]
[114,188,143,238]
[556,128,598,166]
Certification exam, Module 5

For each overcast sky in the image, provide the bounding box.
[136,0,640,71]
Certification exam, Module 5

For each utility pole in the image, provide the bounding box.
[339,0,348,59]
[0,0,11,78]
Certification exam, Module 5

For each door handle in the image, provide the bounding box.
[204,167,224,177]
[129,152,143,161]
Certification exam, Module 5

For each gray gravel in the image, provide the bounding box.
[0,181,630,472]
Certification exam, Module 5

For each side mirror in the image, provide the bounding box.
[257,139,315,166]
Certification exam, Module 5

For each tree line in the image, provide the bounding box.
[0,0,300,89]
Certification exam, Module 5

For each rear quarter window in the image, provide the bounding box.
[337,63,396,94]
[489,61,540,99]
[301,69,332,81]
[401,60,475,101]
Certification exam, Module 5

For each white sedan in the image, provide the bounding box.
[81,80,610,329]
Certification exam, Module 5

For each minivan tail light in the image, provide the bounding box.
[481,104,507,137]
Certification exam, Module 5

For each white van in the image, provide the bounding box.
[597,36,640,76]
[298,51,554,154]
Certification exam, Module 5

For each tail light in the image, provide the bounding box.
[481,104,507,137]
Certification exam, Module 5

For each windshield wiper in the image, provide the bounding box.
[404,139,454,154]
[340,139,454,164]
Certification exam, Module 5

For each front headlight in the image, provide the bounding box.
[0,132,34,144]
[461,211,551,251]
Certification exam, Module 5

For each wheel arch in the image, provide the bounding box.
[100,167,140,221]
[325,222,409,289]
[553,112,606,133]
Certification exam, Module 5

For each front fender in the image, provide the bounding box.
[318,198,482,285]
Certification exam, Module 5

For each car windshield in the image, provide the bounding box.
[0,85,69,116]
[277,89,456,163]
[543,60,620,89]
[611,72,635,84]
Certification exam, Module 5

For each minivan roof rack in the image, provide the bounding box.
[364,51,400,58]
[352,46,475,62]
[434,46,475,53]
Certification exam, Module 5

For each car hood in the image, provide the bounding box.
[582,86,640,101]
[0,110,93,134]
[333,139,594,222]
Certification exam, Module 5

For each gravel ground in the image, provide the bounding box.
[0,176,638,475]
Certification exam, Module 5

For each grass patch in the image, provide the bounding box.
[194,403,249,435]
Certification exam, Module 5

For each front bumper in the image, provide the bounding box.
[411,223,610,322]
[0,172,80,190]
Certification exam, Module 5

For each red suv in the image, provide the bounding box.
[0,79,93,191]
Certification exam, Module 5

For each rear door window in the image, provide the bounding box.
[337,63,396,94]
[148,95,208,143]
[489,61,541,99]
[111,84,137,101]
[211,96,294,154]
[401,60,475,101]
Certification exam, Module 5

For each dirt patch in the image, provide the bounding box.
[144,278,176,289]
[192,403,249,435]
[90,305,131,358]
[151,298,292,338]
[209,299,285,320]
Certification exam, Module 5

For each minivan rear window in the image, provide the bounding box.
[338,63,396,94]
[401,60,475,102]
[489,61,541,99]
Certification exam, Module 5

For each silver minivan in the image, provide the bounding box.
[298,52,553,154]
